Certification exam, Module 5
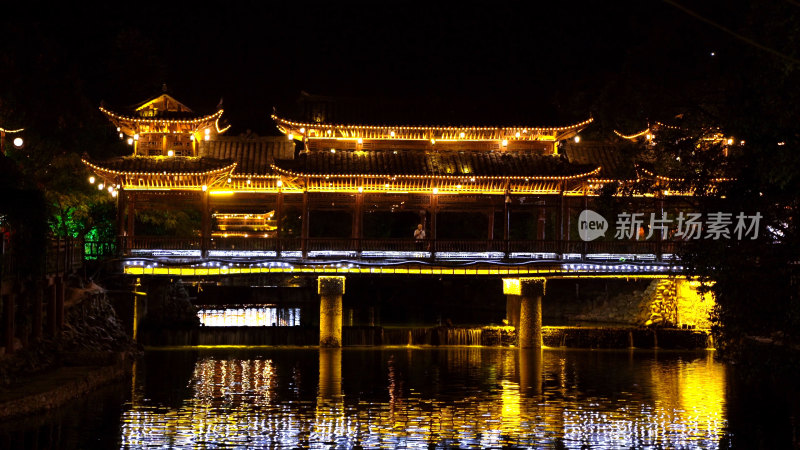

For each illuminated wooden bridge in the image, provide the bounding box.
[83,92,708,280]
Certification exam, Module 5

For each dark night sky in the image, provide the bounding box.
[0,1,765,135]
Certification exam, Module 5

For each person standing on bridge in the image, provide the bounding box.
[414,224,426,250]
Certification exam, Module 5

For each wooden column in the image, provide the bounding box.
[353,192,363,254]
[558,182,565,255]
[565,196,572,244]
[537,206,547,240]
[126,192,136,253]
[430,193,438,254]
[301,190,309,258]
[275,190,284,255]
[504,195,511,240]
[116,186,126,239]
[488,207,495,240]
[201,190,210,257]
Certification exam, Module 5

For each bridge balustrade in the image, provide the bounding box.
[113,236,684,262]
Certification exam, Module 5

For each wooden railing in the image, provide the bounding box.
[2,238,85,280]
[115,236,684,261]
[44,238,84,274]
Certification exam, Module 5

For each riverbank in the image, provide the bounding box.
[0,281,139,419]
[0,352,130,419]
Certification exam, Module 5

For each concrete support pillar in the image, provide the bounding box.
[518,277,545,349]
[3,293,15,355]
[318,276,345,347]
[55,276,64,331]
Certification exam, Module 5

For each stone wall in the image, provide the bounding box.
[0,283,137,387]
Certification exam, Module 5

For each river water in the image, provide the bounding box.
[1,346,797,449]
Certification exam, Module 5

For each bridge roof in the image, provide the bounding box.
[272,150,598,178]
[564,144,636,180]
[198,136,295,175]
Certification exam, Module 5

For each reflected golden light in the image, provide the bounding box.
[119,348,727,448]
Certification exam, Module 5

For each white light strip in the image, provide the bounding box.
[207,250,277,258]
[131,249,202,257]
[509,252,558,259]
[361,251,431,258]
[435,252,505,259]
[307,250,358,258]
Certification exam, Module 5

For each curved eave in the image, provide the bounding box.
[0,127,23,134]
[613,128,650,141]
[636,166,734,183]
[272,114,593,142]
[82,158,237,191]
[270,163,601,181]
[100,106,224,126]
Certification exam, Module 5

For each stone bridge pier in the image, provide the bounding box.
[318,276,345,347]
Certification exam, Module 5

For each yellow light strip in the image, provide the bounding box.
[215,116,231,134]
[0,127,24,134]
[269,164,601,181]
[81,158,237,177]
[124,265,677,278]
[613,128,650,140]
[272,114,593,135]
[654,121,682,130]
[99,106,224,125]
[637,166,734,183]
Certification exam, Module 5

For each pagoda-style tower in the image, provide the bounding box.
[100,90,229,157]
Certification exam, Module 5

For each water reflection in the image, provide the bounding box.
[116,348,730,448]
